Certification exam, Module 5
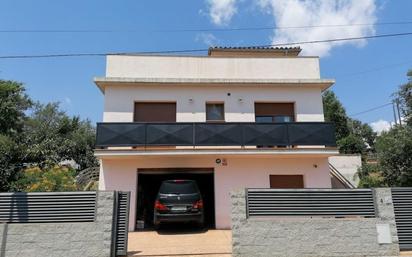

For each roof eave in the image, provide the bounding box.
[94,148,339,159]
[94,77,335,93]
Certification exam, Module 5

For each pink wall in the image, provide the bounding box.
[99,155,331,231]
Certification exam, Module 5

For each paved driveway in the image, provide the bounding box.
[127,228,232,257]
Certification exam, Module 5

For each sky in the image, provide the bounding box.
[0,0,411,133]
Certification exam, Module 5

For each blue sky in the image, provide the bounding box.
[0,0,411,132]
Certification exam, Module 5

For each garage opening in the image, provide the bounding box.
[136,168,215,230]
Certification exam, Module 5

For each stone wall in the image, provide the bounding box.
[0,191,115,257]
[231,188,400,257]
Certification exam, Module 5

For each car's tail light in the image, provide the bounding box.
[155,200,168,211]
[192,200,203,209]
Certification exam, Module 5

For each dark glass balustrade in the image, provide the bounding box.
[95,122,336,148]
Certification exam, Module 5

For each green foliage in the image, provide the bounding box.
[323,90,350,141]
[337,134,366,154]
[14,166,77,192]
[357,163,386,188]
[323,90,376,155]
[0,79,97,191]
[0,80,32,136]
[395,70,412,127]
[358,70,412,187]
[349,119,377,151]
[0,135,24,191]
[375,126,412,186]
[22,103,98,170]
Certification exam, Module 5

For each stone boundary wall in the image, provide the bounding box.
[0,191,115,257]
[231,188,400,257]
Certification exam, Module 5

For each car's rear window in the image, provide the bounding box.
[159,181,199,194]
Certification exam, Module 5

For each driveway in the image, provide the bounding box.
[127,228,232,257]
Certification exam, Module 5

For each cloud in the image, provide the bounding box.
[196,33,219,46]
[370,119,392,134]
[206,0,237,25]
[258,0,377,56]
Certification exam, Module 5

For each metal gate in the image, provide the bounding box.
[246,188,376,218]
[391,188,412,251]
[112,191,130,257]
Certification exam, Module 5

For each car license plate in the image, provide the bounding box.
[171,206,186,211]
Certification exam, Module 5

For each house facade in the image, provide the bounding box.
[94,47,339,231]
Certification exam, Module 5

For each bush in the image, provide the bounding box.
[14,165,78,192]
[358,163,386,188]
[376,126,412,186]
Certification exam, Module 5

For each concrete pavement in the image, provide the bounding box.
[127,229,232,257]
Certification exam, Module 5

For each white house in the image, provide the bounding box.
[94,47,339,231]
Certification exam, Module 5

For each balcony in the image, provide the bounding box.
[95,122,336,148]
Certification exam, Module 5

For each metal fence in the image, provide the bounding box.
[0,191,97,223]
[112,191,130,257]
[96,122,336,148]
[246,189,376,218]
[391,188,412,251]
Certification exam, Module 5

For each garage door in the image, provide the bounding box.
[136,168,215,229]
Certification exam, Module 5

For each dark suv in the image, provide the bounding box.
[153,180,204,228]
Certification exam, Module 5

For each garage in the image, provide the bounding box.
[135,168,215,229]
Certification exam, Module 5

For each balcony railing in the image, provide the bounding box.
[95,122,336,148]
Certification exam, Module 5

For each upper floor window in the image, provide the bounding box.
[134,102,176,122]
[206,103,225,122]
[255,103,295,123]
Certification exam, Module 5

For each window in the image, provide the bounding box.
[273,116,293,123]
[255,116,273,123]
[255,103,295,123]
[134,102,176,122]
[206,103,224,122]
[269,175,304,188]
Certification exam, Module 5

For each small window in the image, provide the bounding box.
[270,175,304,188]
[206,103,224,122]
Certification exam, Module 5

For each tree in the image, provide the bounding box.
[336,133,366,154]
[375,126,412,186]
[358,70,412,187]
[323,90,376,155]
[0,80,32,136]
[0,135,24,191]
[0,80,32,191]
[323,90,350,141]
[22,102,98,170]
[0,79,98,191]
[395,70,412,127]
[14,165,77,192]
[348,118,377,152]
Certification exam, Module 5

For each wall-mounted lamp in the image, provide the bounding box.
[238,98,243,103]
[188,98,194,103]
